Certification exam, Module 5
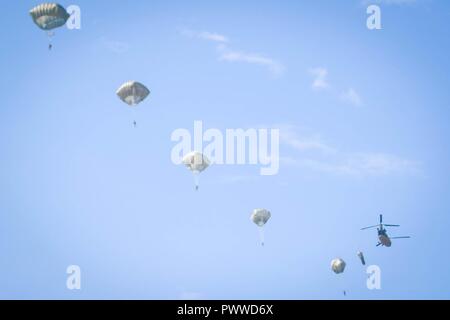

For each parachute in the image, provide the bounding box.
[331,258,347,296]
[250,209,271,246]
[30,3,70,30]
[30,3,70,50]
[182,151,210,190]
[116,81,150,127]
[331,258,346,274]
[251,209,271,227]
[357,251,366,265]
[116,81,150,106]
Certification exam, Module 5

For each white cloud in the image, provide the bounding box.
[294,153,420,176]
[307,68,364,108]
[218,47,285,76]
[309,67,329,90]
[277,125,421,177]
[340,88,363,107]
[101,38,130,54]
[278,124,336,154]
[347,153,421,176]
[218,175,259,184]
[182,28,284,76]
[198,31,229,43]
[181,29,229,43]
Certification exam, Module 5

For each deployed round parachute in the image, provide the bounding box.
[331,258,347,296]
[116,81,150,127]
[116,81,150,106]
[250,209,271,246]
[251,209,271,227]
[331,258,346,274]
[182,151,210,191]
[30,3,70,50]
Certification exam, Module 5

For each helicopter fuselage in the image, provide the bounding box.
[378,228,392,247]
[378,234,392,247]
[363,215,409,247]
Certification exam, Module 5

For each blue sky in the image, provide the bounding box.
[0,0,449,299]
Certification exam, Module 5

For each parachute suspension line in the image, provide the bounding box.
[193,170,200,191]
[132,86,137,127]
[259,227,265,246]
[340,274,347,298]
[132,107,137,129]
[47,31,54,50]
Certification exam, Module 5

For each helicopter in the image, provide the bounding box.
[361,214,410,247]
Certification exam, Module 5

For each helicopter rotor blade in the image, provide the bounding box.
[380,214,383,224]
[390,236,411,239]
[384,224,400,227]
[361,225,379,230]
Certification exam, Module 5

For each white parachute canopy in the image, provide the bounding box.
[331,258,347,296]
[116,81,150,127]
[30,3,70,31]
[116,81,150,106]
[250,209,271,246]
[30,3,70,49]
[182,151,210,190]
[331,258,346,274]
[251,209,271,227]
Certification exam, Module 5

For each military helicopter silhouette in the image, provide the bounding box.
[361,214,411,247]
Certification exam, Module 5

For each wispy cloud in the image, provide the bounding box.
[182,28,284,76]
[347,153,421,176]
[278,124,336,154]
[101,38,130,54]
[218,46,285,76]
[181,29,229,43]
[277,125,421,177]
[309,67,329,90]
[291,153,421,176]
[217,175,259,184]
[308,68,363,108]
[340,88,363,107]
[199,31,229,43]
